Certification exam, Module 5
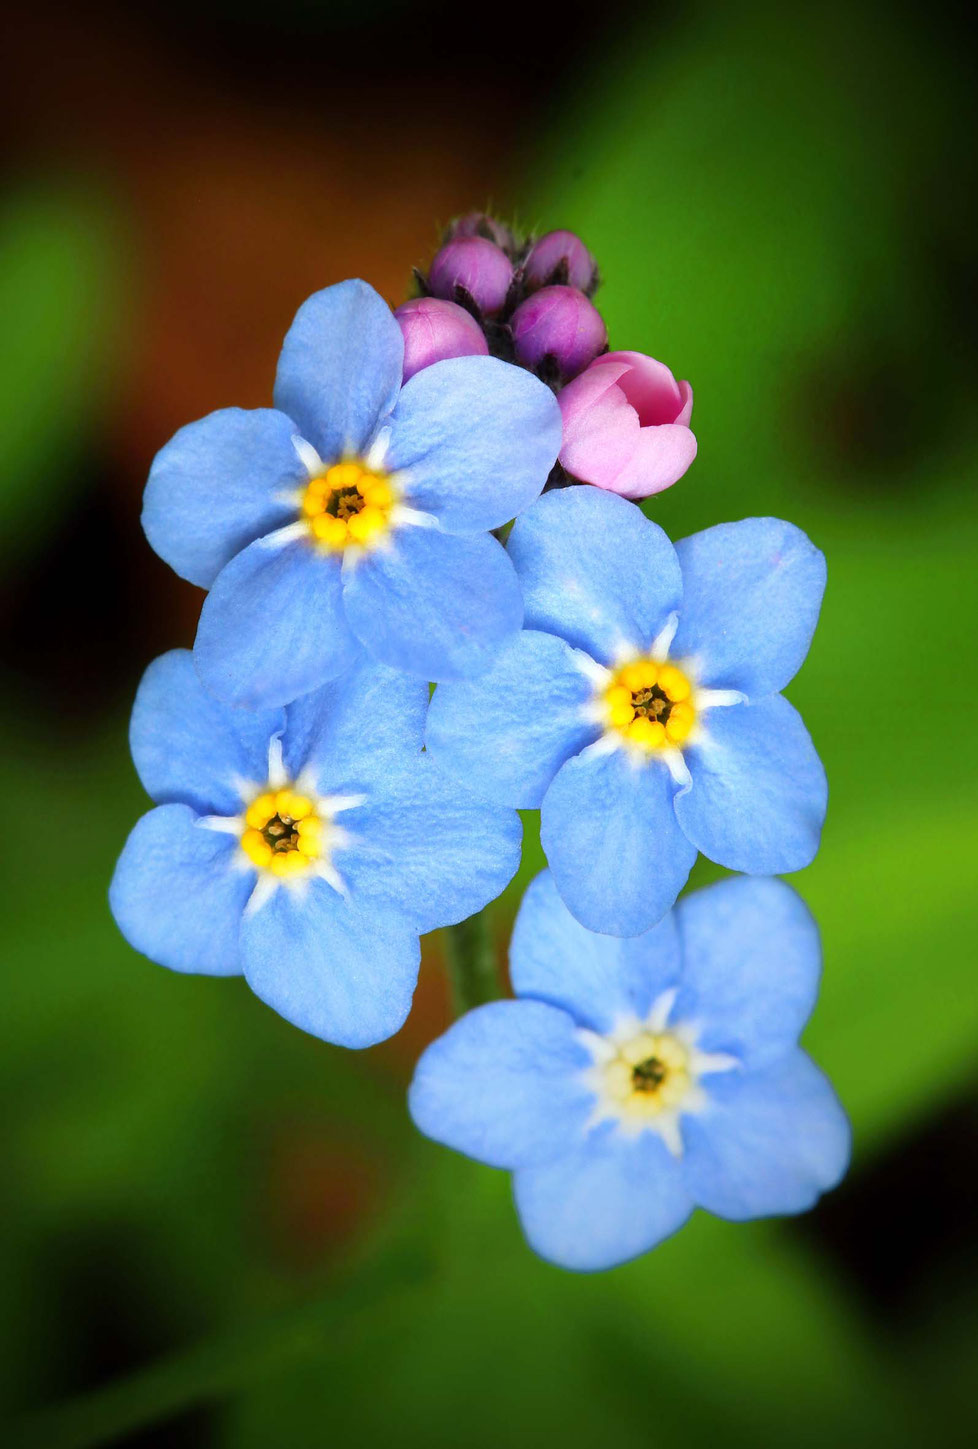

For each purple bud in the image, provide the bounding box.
[428,237,514,316]
[447,212,515,251]
[524,230,598,293]
[394,297,489,382]
[510,285,608,379]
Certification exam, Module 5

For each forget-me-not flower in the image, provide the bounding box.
[410,871,850,1272]
[426,486,827,936]
[142,279,562,708]
[109,650,521,1047]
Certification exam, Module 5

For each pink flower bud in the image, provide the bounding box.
[394,297,489,383]
[524,230,598,293]
[428,237,514,316]
[557,351,696,498]
[447,212,515,251]
[510,285,607,380]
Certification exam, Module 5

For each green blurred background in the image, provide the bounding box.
[3,1,976,1443]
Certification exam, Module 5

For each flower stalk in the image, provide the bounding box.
[444,908,501,1016]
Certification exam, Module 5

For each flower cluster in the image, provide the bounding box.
[112,212,848,1272]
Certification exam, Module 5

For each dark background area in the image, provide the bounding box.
[2,1,977,1444]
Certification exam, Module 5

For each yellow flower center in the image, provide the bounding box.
[600,1030,692,1122]
[301,460,397,552]
[241,788,324,877]
[602,658,696,750]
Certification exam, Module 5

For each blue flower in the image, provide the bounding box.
[426,485,828,935]
[109,650,521,1047]
[410,871,849,1272]
[142,280,562,708]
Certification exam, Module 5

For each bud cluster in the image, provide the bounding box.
[399,213,696,499]
[412,214,602,384]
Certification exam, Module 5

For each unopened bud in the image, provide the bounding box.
[524,230,598,293]
[510,285,607,380]
[447,212,516,252]
[394,297,489,382]
[428,237,514,317]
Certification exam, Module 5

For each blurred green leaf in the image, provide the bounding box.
[0,184,123,552]
[224,1157,921,1449]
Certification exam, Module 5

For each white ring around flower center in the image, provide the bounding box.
[196,738,365,915]
[577,990,739,1156]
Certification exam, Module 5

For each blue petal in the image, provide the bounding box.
[387,356,561,532]
[674,877,822,1068]
[672,518,826,696]
[239,880,419,1048]
[194,536,360,709]
[342,524,523,681]
[142,408,304,589]
[284,659,521,934]
[109,805,251,976]
[510,871,682,1032]
[424,631,599,808]
[541,746,697,936]
[283,655,429,797]
[409,1000,594,1170]
[273,280,403,463]
[339,755,522,936]
[682,1051,851,1220]
[513,1127,694,1271]
[130,650,282,816]
[507,487,682,666]
[675,695,827,874]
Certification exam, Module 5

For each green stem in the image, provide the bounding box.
[444,908,501,1016]
[7,1241,431,1449]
